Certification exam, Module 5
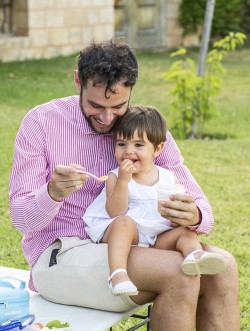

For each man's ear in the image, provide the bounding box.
[74,70,81,91]
[154,142,165,157]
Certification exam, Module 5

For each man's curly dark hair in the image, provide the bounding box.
[77,39,138,98]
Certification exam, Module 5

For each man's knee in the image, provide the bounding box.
[200,245,239,297]
[201,244,238,275]
[161,268,200,302]
[220,251,239,292]
[224,251,238,273]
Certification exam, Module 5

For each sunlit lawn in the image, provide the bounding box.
[0,48,249,330]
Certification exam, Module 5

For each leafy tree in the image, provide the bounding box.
[163,32,246,139]
[179,0,249,40]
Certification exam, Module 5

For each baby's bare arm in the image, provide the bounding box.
[106,160,136,217]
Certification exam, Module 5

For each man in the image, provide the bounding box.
[9,40,240,330]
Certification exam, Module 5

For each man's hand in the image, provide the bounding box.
[159,193,200,228]
[48,164,89,202]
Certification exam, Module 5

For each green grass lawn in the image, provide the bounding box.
[0,48,249,330]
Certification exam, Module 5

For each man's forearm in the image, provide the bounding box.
[189,203,214,234]
[10,183,62,234]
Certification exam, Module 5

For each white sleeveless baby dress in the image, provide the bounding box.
[83,166,175,246]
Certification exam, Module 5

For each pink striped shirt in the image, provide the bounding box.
[9,95,214,289]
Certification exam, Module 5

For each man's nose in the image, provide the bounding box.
[101,109,113,125]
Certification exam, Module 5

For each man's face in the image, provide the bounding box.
[79,80,131,134]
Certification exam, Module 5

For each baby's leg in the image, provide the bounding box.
[154,228,227,276]
[101,215,139,295]
[154,226,201,256]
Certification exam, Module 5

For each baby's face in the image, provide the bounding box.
[115,130,156,172]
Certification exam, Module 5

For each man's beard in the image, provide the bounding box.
[79,96,116,134]
[80,106,117,133]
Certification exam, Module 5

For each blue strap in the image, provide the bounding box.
[0,281,15,289]
[0,276,26,290]
[0,314,35,330]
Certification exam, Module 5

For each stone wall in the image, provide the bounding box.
[0,0,199,62]
[165,0,199,49]
[0,0,114,62]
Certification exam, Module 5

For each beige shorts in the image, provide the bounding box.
[32,237,139,312]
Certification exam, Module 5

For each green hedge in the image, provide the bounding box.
[179,0,250,39]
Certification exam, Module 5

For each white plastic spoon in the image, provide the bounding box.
[75,170,108,182]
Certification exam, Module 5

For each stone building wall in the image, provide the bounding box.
[0,0,199,62]
[165,0,199,49]
[0,0,114,62]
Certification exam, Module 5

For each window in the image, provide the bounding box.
[0,0,12,33]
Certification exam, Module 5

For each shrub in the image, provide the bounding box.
[163,32,246,139]
[179,0,249,40]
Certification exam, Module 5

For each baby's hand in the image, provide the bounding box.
[118,159,136,179]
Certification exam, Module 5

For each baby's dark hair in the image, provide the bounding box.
[77,39,138,97]
[113,105,167,149]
